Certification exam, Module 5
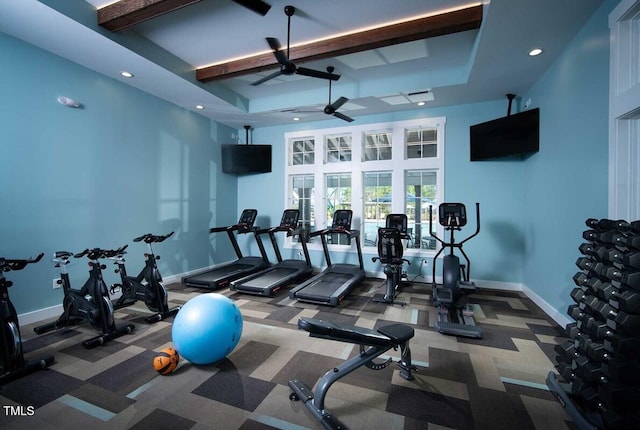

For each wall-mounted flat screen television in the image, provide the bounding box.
[470,108,539,161]
[221,144,272,174]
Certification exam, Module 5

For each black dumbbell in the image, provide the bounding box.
[609,288,640,313]
[597,247,624,265]
[607,310,640,335]
[573,271,589,287]
[577,337,607,362]
[571,286,588,304]
[555,340,577,363]
[579,242,597,256]
[601,353,640,384]
[621,252,640,270]
[576,257,608,277]
[585,318,609,339]
[557,361,575,381]
[598,379,640,413]
[604,333,640,359]
[565,322,580,339]
[585,219,630,232]
[568,303,584,321]
[570,376,601,409]
[604,267,640,290]
[595,282,616,301]
[617,234,640,251]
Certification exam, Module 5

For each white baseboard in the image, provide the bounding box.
[19,304,63,326]
[20,270,572,329]
[522,284,573,328]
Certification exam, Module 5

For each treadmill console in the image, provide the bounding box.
[331,210,353,231]
[237,209,258,232]
[280,209,300,229]
[438,203,467,227]
[385,213,408,235]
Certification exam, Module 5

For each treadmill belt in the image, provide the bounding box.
[295,272,352,301]
[187,263,253,283]
[240,267,298,290]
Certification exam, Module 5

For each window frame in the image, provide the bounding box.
[284,117,445,257]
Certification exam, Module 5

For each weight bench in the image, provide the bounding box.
[288,317,416,429]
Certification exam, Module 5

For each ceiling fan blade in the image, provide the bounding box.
[251,70,282,86]
[232,0,271,16]
[328,96,349,111]
[266,37,290,66]
[333,111,354,123]
[296,67,341,81]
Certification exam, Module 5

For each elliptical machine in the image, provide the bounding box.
[34,248,135,348]
[110,232,179,323]
[1,253,54,384]
[371,213,411,306]
[429,202,483,338]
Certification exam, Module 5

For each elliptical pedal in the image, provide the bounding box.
[436,320,484,338]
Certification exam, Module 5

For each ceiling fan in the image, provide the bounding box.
[281,67,354,122]
[252,5,341,86]
[232,0,271,16]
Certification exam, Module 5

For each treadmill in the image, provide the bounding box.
[182,209,269,290]
[230,209,312,297]
[289,209,365,306]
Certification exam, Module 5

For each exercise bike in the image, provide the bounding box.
[1,253,54,384]
[110,232,179,323]
[34,248,135,348]
[371,213,411,306]
[429,202,483,338]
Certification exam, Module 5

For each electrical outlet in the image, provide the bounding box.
[52,278,61,289]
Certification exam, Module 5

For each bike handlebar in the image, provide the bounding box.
[133,231,174,244]
[0,253,44,272]
[74,248,122,260]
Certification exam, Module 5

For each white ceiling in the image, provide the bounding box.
[0,0,603,129]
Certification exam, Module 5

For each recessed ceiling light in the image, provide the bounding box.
[293,117,300,121]
[528,48,543,56]
[120,71,134,78]
[417,101,426,106]
[195,105,205,110]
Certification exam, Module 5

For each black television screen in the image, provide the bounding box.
[221,144,272,174]
[470,108,539,161]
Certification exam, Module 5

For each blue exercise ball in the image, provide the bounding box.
[171,293,243,365]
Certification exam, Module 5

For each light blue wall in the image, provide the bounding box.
[2,0,616,321]
[238,0,617,320]
[1,33,238,314]
[522,0,615,314]
[240,101,527,282]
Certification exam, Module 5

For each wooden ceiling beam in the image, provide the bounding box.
[196,4,483,83]
[98,0,203,32]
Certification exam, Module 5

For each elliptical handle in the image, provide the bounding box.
[428,205,445,245]
[459,202,480,245]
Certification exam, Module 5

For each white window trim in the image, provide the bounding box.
[284,117,446,256]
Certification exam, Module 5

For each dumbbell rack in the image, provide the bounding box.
[547,218,640,430]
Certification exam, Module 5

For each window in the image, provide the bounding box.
[363,131,392,161]
[290,174,315,240]
[284,117,445,255]
[325,134,351,163]
[405,170,438,250]
[290,137,315,165]
[363,172,392,246]
[325,173,352,244]
[406,127,437,159]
